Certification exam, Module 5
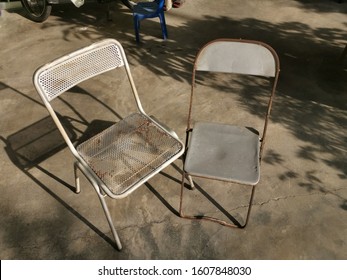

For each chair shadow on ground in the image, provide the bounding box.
[0,82,127,248]
[154,162,245,227]
[0,114,119,249]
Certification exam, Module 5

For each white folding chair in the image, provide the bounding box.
[179,39,280,227]
[34,39,184,250]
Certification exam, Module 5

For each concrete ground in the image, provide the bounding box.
[0,0,347,259]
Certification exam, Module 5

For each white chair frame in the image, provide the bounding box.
[34,39,184,250]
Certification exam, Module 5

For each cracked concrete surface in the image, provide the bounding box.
[0,0,347,259]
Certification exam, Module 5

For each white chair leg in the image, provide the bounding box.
[75,161,122,250]
[74,161,81,194]
[95,190,123,250]
[187,174,195,189]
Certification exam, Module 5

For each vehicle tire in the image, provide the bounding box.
[20,0,52,22]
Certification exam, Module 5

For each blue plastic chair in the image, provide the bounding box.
[133,0,168,43]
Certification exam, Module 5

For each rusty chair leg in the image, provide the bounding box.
[179,170,256,228]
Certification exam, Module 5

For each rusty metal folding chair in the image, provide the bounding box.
[179,39,280,228]
[34,39,184,250]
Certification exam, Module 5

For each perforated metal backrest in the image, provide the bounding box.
[34,39,125,102]
[189,39,280,158]
[33,39,144,160]
[195,39,278,77]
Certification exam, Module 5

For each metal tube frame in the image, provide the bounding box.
[74,161,122,250]
[179,38,280,228]
[179,174,256,228]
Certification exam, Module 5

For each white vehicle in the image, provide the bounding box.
[20,0,138,22]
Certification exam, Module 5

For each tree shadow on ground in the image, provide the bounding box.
[2,1,347,258]
[14,0,347,203]
[293,0,345,13]
[33,2,347,102]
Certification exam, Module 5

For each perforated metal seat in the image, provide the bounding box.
[77,113,183,196]
[34,39,184,250]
